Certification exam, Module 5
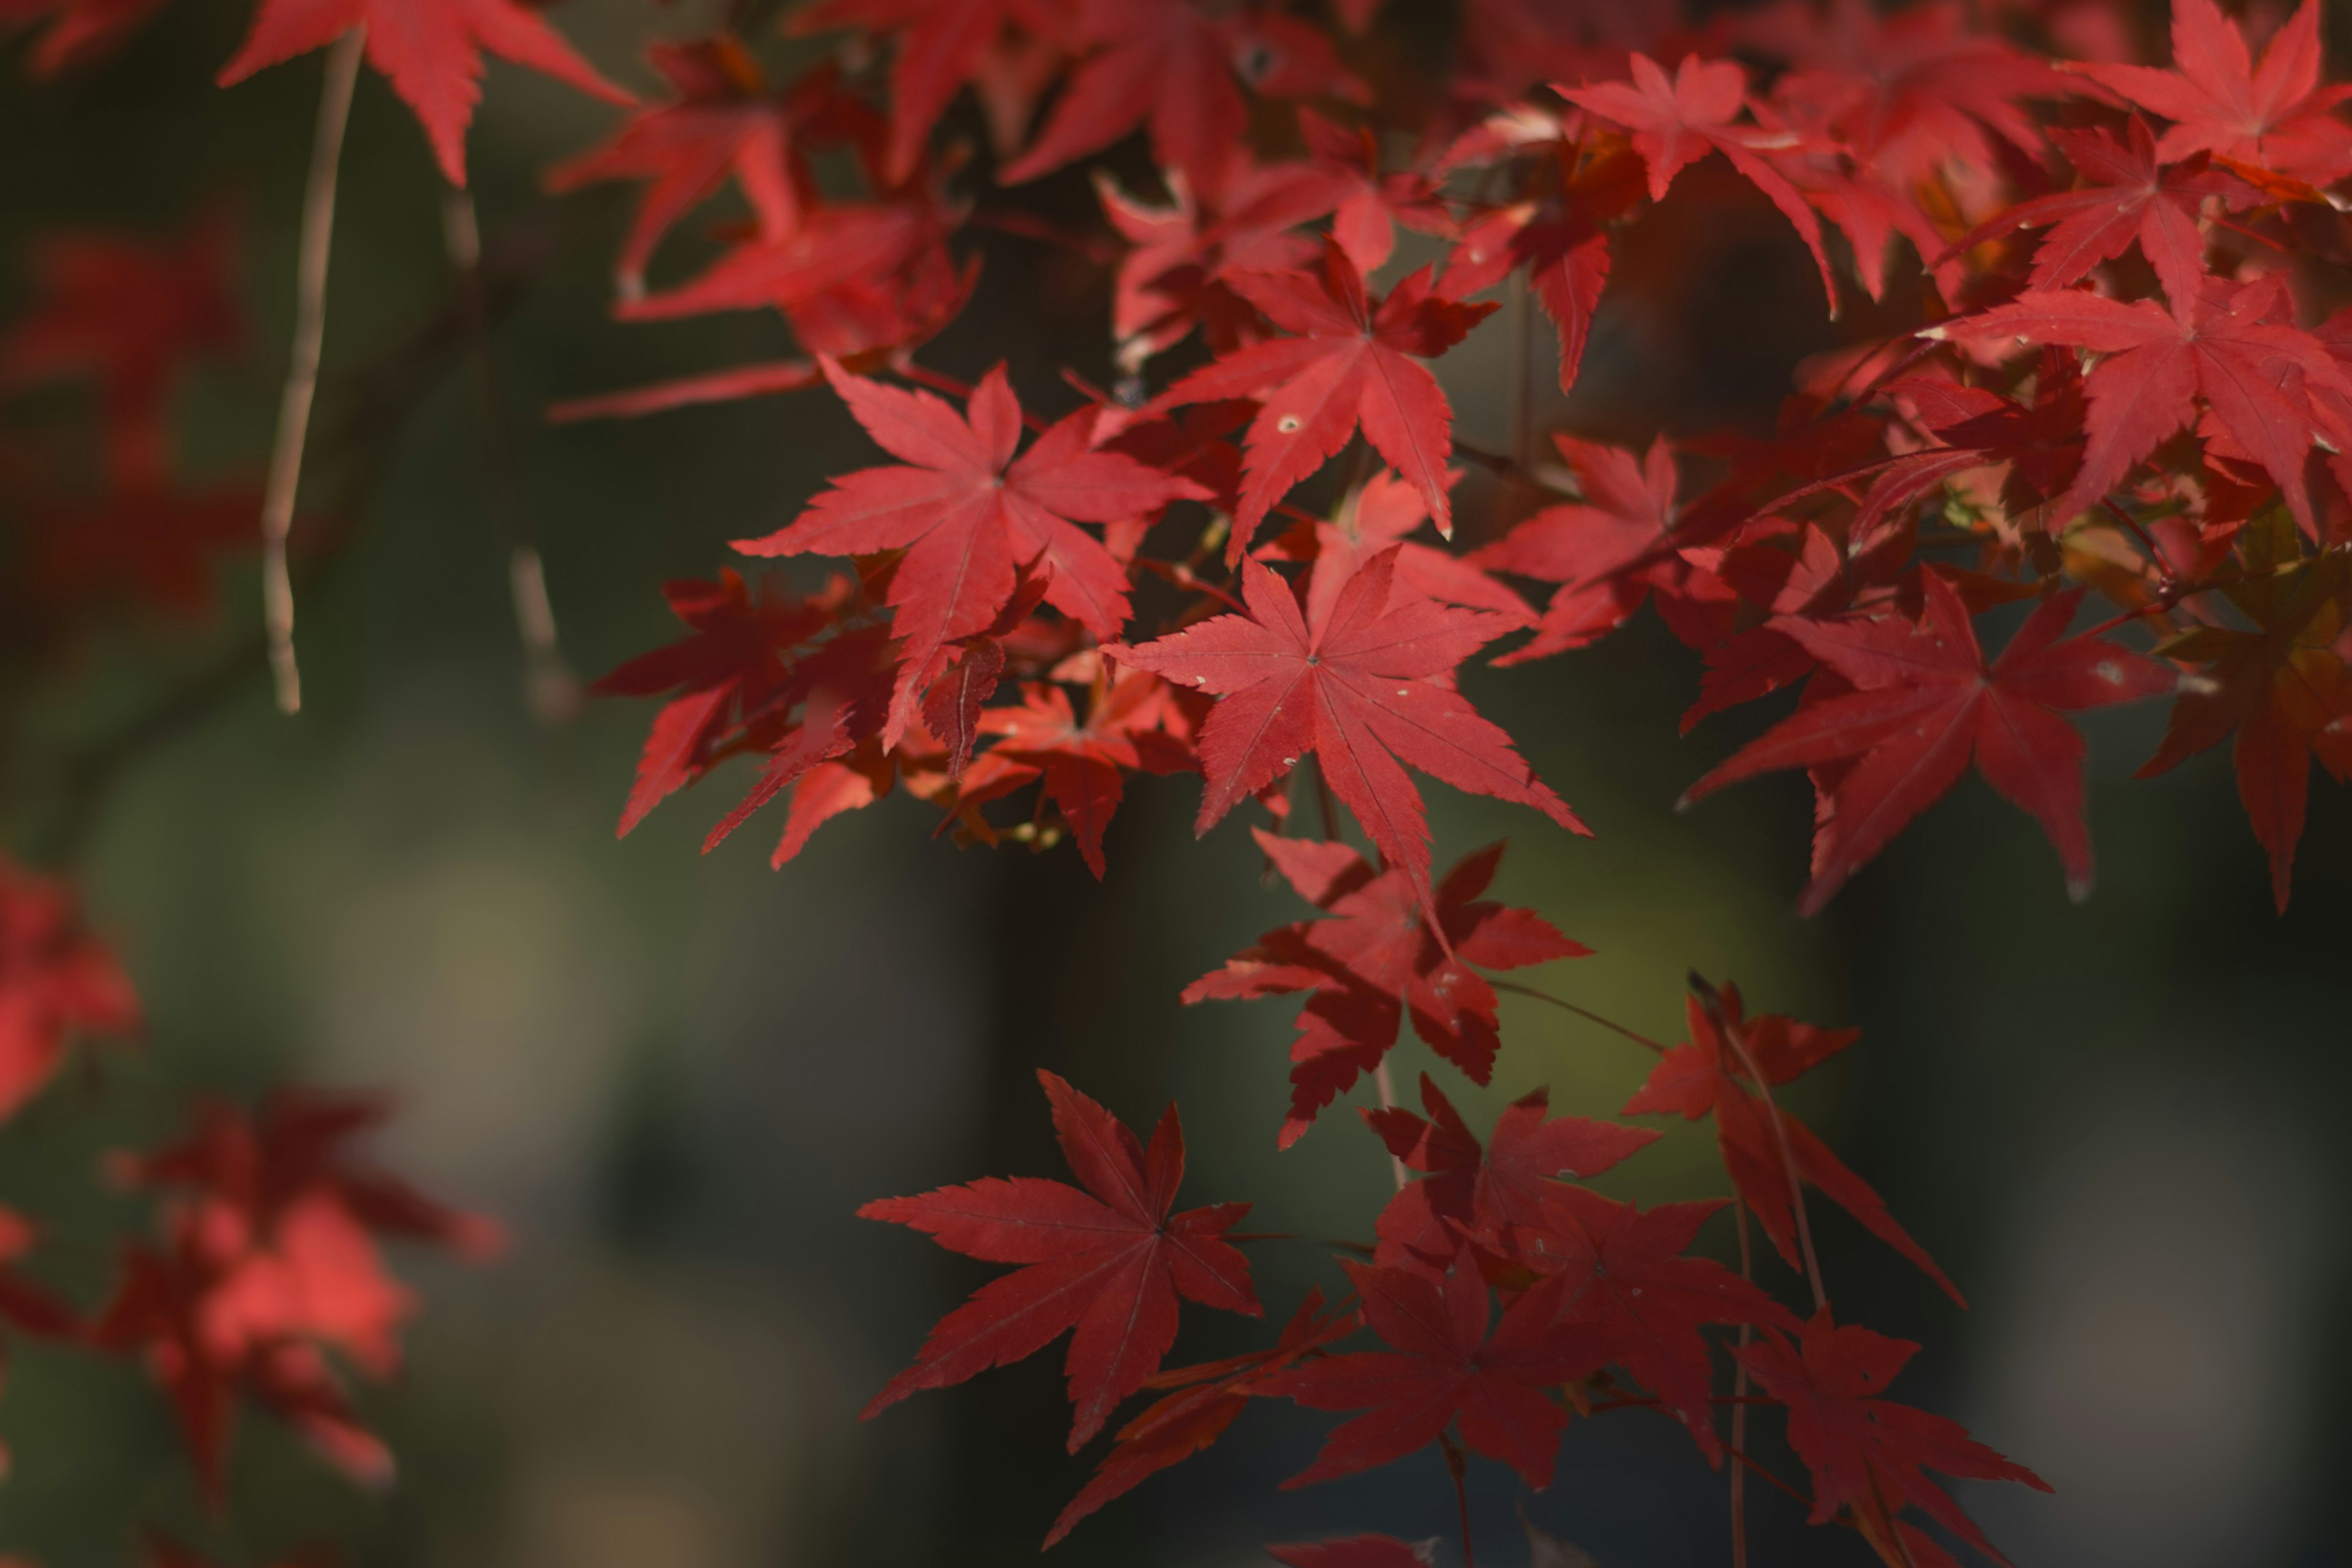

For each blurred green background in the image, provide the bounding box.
[2,1,2348,1564]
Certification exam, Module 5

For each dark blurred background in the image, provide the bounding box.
[2,1,2348,1564]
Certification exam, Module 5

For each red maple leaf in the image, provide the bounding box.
[1108,549,1585,905]
[791,0,1054,184]
[860,1070,1260,1451]
[1557,53,1838,306]
[736,361,1207,750]
[1477,434,1740,662]
[546,37,812,298]
[1186,831,1589,1144]
[1365,1073,1657,1270]
[2136,511,2352,911]
[97,1091,499,1498]
[0,0,167,76]
[589,569,875,840]
[972,671,1196,876]
[1263,1252,1582,1488]
[1438,114,1646,396]
[1295,107,1453,277]
[1001,0,1365,189]
[1931,118,2246,312]
[217,0,633,187]
[0,858,141,1121]
[1737,0,2066,194]
[1510,1183,1798,1460]
[1047,1287,1359,1546]
[1624,983,1961,1303]
[1286,470,1534,631]
[1152,241,1498,555]
[1927,274,2352,540]
[2071,0,2352,188]
[1095,152,1343,368]
[1682,576,2175,914]
[0,217,242,492]
[1268,1540,1433,1568]
[1738,1310,2049,1568]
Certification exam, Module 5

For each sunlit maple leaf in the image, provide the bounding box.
[1153,241,1497,555]
[973,671,1196,876]
[1366,1073,1656,1270]
[1095,153,1342,368]
[1264,1252,1581,1488]
[1738,1310,2049,1568]
[0,859,141,1120]
[1047,1287,1359,1546]
[546,37,812,298]
[217,0,634,187]
[2071,0,2352,187]
[2136,509,2352,911]
[1289,470,1534,631]
[1624,982,1961,1302]
[1438,113,1645,395]
[1683,576,2174,914]
[861,1070,1260,1451]
[1295,107,1453,277]
[737,360,1207,750]
[1110,549,1585,910]
[1558,53,1838,306]
[1186,831,1589,1144]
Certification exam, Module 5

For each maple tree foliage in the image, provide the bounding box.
[14,0,2352,1555]
[859,1070,1259,1451]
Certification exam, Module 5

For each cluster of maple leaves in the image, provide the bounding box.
[9,0,2352,1558]
[0,862,493,1558]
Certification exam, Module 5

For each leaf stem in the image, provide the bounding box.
[1487,979,1670,1054]
[258,24,365,715]
[1692,973,1828,1314]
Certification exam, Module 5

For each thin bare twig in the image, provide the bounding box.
[442,186,581,723]
[259,25,365,715]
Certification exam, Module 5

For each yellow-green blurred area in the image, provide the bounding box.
[2,2,2348,1566]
